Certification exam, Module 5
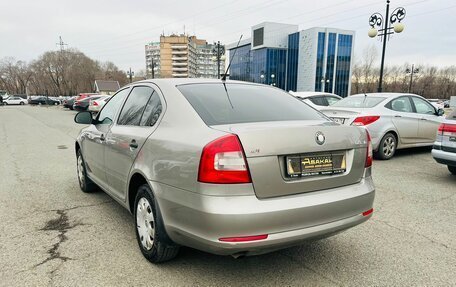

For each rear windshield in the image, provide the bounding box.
[332,96,385,108]
[177,83,327,125]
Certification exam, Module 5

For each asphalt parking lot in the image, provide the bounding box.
[0,105,455,287]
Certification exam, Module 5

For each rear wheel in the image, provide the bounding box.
[76,149,96,192]
[20,102,24,105]
[134,184,179,263]
[448,165,456,175]
[375,133,397,160]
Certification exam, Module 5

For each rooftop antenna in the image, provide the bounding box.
[221,34,243,82]
[56,36,68,52]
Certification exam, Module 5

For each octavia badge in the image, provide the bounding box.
[315,132,325,145]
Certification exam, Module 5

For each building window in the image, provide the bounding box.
[334,34,352,97]
[253,28,264,47]
[325,33,337,93]
[286,32,299,92]
[315,32,326,91]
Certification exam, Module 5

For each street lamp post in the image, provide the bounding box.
[406,64,419,93]
[212,41,225,79]
[320,77,330,92]
[270,74,276,86]
[368,0,406,92]
[127,68,134,83]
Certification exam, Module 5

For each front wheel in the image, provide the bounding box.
[20,102,24,105]
[448,165,456,175]
[375,133,397,160]
[76,150,96,192]
[134,184,179,263]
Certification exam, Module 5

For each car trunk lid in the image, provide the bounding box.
[211,121,368,198]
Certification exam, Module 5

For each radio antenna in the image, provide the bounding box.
[221,35,243,82]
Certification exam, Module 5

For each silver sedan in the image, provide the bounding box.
[321,93,445,159]
[74,79,374,263]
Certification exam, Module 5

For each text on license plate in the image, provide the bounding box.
[331,117,345,124]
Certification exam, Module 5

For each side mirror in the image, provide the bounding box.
[74,111,93,124]
[437,108,445,116]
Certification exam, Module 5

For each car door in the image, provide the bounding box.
[104,85,164,200]
[411,96,443,142]
[82,88,130,186]
[387,96,419,144]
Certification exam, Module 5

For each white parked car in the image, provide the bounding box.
[428,99,445,110]
[289,92,342,109]
[4,96,27,105]
[88,96,110,113]
[321,93,445,159]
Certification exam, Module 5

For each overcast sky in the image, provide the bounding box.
[1,0,454,73]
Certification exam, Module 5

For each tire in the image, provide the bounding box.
[375,133,397,160]
[448,165,456,175]
[4,102,7,105]
[20,102,24,105]
[70,106,74,110]
[76,149,97,193]
[134,184,179,263]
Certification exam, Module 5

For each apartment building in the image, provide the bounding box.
[145,42,161,78]
[145,35,224,78]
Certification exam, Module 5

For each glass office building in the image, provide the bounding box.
[228,23,355,97]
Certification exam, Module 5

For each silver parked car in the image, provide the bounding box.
[74,79,375,263]
[432,110,456,174]
[321,93,445,160]
[290,91,342,110]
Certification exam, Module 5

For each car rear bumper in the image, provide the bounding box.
[152,176,375,256]
[432,146,456,166]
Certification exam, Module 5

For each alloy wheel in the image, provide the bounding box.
[136,197,155,251]
[382,136,396,158]
[77,155,85,187]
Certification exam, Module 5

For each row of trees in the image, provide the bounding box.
[0,49,128,96]
[352,45,456,99]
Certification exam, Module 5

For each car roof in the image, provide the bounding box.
[348,92,421,99]
[289,91,341,98]
[123,78,268,89]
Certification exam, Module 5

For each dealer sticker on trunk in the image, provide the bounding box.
[286,153,346,177]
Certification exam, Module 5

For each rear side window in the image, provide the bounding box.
[140,91,162,126]
[178,83,327,125]
[388,97,413,113]
[118,86,154,126]
[326,96,340,105]
[309,96,327,106]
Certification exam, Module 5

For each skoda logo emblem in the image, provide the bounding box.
[315,132,325,145]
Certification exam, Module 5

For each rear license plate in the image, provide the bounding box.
[331,117,345,124]
[286,153,346,178]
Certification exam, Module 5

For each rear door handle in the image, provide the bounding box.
[420,118,428,121]
[129,139,138,149]
[394,115,402,118]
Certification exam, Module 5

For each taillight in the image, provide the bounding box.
[352,116,380,126]
[362,208,373,216]
[92,101,98,106]
[198,134,251,184]
[438,123,456,136]
[365,130,373,167]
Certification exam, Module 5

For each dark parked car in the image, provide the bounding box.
[73,96,102,111]
[63,97,76,109]
[29,96,60,105]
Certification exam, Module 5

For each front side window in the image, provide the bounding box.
[389,97,413,113]
[97,88,130,125]
[412,97,435,115]
[178,83,327,126]
[118,86,155,126]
